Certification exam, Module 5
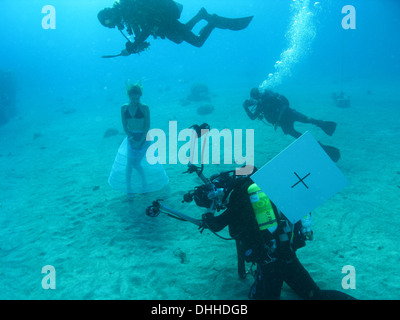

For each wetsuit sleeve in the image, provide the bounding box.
[202,210,230,233]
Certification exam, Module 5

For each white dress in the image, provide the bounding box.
[108,136,169,194]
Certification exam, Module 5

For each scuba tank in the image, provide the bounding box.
[247,184,277,234]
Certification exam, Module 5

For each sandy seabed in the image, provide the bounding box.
[1,79,399,300]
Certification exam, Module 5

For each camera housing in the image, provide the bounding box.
[182,170,238,212]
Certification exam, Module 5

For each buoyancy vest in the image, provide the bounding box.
[118,0,182,35]
[225,178,308,263]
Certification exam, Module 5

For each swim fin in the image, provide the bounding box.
[210,15,253,31]
[319,143,341,162]
[102,53,124,58]
[319,121,337,136]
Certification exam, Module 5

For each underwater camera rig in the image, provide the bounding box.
[146,122,235,222]
[145,163,249,278]
[145,163,238,229]
[145,123,249,278]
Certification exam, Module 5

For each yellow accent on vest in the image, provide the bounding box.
[248,183,277,233]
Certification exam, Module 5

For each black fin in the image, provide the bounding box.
[319,121,337,136]
[320,143,341,162]
[211,15,253,31]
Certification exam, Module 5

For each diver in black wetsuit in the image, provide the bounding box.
[201,174,356,300]
[243,87,341,162]
[98,0,253,56]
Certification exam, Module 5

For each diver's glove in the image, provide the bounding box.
[199,212,214,233]
[243,99,254,109]
[198,223,207,234]
[243,99,260,120]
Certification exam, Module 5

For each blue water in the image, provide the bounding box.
[1,0,399,95]
[1,0,399,300]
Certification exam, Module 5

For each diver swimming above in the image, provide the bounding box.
[243,87,341,162]
[98,0,253,57]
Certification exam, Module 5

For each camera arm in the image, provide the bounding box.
[146,199,202,227]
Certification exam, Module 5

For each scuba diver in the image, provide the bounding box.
[199,171,356,300]
[146,151,356,300]
[98,0,253,57]
[243,87,341,162]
